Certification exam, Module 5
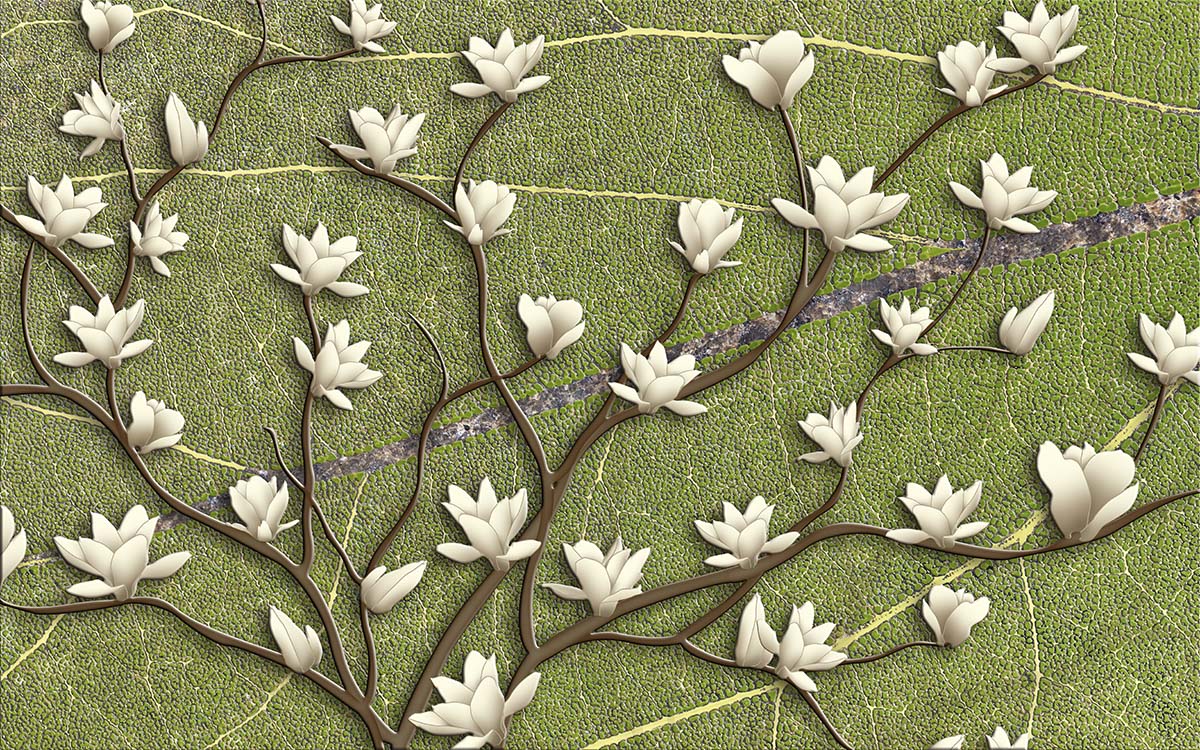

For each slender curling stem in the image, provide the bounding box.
[455,101,514,189]
[18,243,61,388]
[317,137,457,220]
[801,689,853,749]
[1135,383,1170,462]
[934,345,1015,355]
[360,602,379,701]
[872,74,1047,191]
[842,640,942,665]
[924,227,992,337]
[96,52,141,203]
[313,499,362,583]
[1,204,103,303]
[779,106,811,281]
[264,426,304,488]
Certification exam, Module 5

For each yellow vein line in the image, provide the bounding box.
[1,614,64,681]
[585,393,1165,743]
[325,472,370,607]
[581,681,781,749]
[1,396,244,470]
[202,674,292,749]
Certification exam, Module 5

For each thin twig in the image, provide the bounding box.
[1135,383,1170,462]
[317,137,457,220]
[455,101,513,188]
[263,426,303,488]
[779,106,811,282]
[842,640,942,665]
[800,689,854,749]
[1,204,103,303]
[313,498,362,583]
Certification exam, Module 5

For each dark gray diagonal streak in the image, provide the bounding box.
[15,188,1200,559]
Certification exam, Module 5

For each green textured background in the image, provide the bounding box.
[2,0,1198,748]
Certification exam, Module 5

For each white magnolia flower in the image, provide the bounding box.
[445,180,516,246]
[773,156,909,253]
[361,561,427,614]
[609,341,706,416]
[130,202,188,277]
[773,602,848,691]
[722,30,815,110]
[798,401,863,467]
[936,41,1008,107]
[694,496,799,569]
[164,93,209,166]
[80,0,135,53]
[436,478,541,572]
[1038,442,1139,542]
[922,585,989,647]
[271,223,368,298]
[670,199,744,274]
[450,29,550,103]
[293,320,383,410]
[518,294,585,359]
[331,106,425,174]
[15,175,112,249]
[1128,313,1200,387]
[60,81,125,159]
[544,537,650,617]
[1000,290,1055,355]
[735,594,779,669]
[873,298,937,356]
[229,476,298,541]
[54,295,151,368]
[409,651,541,748]
[2,506,29,587]
[988,727,1032,749]
[330,0,395,53]
[990,2,1086,75]
[931,736,966,750]
[950,154,1057,233]
[886,476,988,548]
[55,505,189,600]
[127,391,184,453]
[269,606,323,673]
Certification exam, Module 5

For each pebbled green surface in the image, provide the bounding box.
[1,1,1198,749]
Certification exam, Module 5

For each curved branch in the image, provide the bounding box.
[1135,383,1170,462]
[313,498,362,584]
[317,137,457,220]
[842,640,942,665]
[800,689,853,749]
[96,52,142,203]
[19,242,62,389]
[1,204,103,303]
[455,101,514,188]
[263,426,303,488]
[779,106,811,280]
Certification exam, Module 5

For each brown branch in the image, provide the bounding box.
[934,345,1015,355]
[1135,383,1170,462]
[96,51,142,203]
[800,689,853,749]
[317,137,457,220]
[263,426,304,488]
[18,242,61,389]
[298,293,321,571]
[313,499,362,584]
[455,101,513,188]
[872,74,1047,191]
[1,204,103,303]
[779,106,811,281]
[924,227,991,337]
[842,640,942,665]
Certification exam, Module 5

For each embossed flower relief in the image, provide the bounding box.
[437,478,542,571]
[270,606,323,673]
[1039,442,1139,542]
[447,180,517,246]
[450,28,550,103]
[60,81,125,158]
[410,651,541,749]
[54,295,151,368]
[229,476,298,541]
[130,202,189,276]
[544,537,651,616]
[873,298,938,356]
[671,198,744,274]
[950,154,1057,233]
[55,505,190,600]
[922,585,990,647]
[695,496,799,569]
[80,0,136,53]
[518,294,585,359]
[293,320,383,410]
[886,477,988,548]
[936,41,1008,107]
[609,342,706,415]
[272,223,369,298]
[1128,313,1200,387]
[327,106,425,175]
[1,506,29,587]
[361,561,426,615]
[330,0,396,53]
[722,30,815,110]
[164,93,209,166]
[15,175,112,249]
[1000,290,1055,355]
[991,1,1086,74]
[735,596,846,691]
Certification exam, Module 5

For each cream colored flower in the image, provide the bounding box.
[999,290,1055,355]
[130,202,188,277]
[55,505,190,600]
[931,736,965,749]
[990,2,1086,75]
[1,506,28,587]
[269,606,323,673]
[1038,442,1139,542]
[330,0,395,53]
[60,81,125,159]
[799,402,863,467]
[695,496,799,569]
[271,223,368,298]
[127,391,184,453]
[988,727,1032,749]
[54,295,151,368]
[361,562,426,615]
[164,93,209,166]
[544,537,650,617]
[872,298,937,356]
[937,41,1008,107]
[922,585,989,646]
[773,156,909,253]
[886,476,988,548]
[950,154,1057,233]
[80,0,135,53]
[15,175,112,249]
[1128,313,1200,387]
[229,476,298,541]
[330,106,425,174]
[773,602,847,691]
[735,594,778,669]
[609,342,706,416]
[450,29,550,103]
[409,651,541,748]
[445,180,516,246]
[670,199,743,274]
[518,294,585,359]
[293,321,383,410]
[436,478,541,571]
[722,30,815,110]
